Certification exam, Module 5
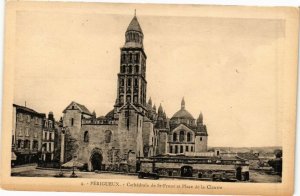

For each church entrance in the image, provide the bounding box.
[236,167,242,181]
[90,149,103,171]
[181,166,193,177]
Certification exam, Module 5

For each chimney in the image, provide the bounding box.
[48,111,54,121]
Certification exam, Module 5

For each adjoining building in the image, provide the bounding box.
[12,104,45,166]
[41,112,56,162]
[139,155,248,180]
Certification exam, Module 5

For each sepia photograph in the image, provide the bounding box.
[1,1,298,195]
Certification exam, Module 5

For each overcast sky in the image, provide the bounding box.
[13,4,285,147]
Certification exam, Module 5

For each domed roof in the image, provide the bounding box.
[171,109,194,120]
[126,15,143,34]
[171,97,194,120]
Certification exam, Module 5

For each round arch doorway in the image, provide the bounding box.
[181,166,193,177]
[90,149,103,171]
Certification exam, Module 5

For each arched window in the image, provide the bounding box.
[84,131,89,142]
[129,53,133,63]
[134,78,138,86]
[187,132,191,142]
[175,145,178,154]
[71,118,74,126]
[128,65,132,73]
[200,137,202,141]
[173,132,177,141]
[105,130,112,143]
[135,65,139,73]
[135,54,139,63]
[179,130,185,142]
[127,78,132,86]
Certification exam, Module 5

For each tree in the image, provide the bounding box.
[268,149,282,176]
[274,149,282,158]
[64,129,79,162]
[53,128,79,163]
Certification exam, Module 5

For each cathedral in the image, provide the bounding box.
[62,14,208,172]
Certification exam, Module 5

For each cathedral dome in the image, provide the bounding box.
[172,109,194,120]
[171,98,194,120]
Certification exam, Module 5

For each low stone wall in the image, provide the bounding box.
[140,160,249,181]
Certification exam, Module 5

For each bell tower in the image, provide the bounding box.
[115,12,148,114]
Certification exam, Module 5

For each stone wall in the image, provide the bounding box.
[63,109,82,138]
[117,107,144,170]
[157,131,167,155]
[142,121,154,157]
[76,107,145,172]
[195,135,207,152]
[78,124,118,171]
[140,160,248,178]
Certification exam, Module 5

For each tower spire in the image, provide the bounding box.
[197,112,203,124]
[148,97,152,106]
[116,14,147,113]
[181,97,185,110]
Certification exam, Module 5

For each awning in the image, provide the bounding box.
[62,159,84,168]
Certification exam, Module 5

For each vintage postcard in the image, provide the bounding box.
[0,1,299,195]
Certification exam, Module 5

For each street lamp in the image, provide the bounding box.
[70,155,78,178]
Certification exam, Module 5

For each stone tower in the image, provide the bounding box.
[115,13,148,115]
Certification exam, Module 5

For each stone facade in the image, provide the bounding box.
[61,14,209,173]
[63,101,93,138]
[141,118,154,157]
[168,99,208,154]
